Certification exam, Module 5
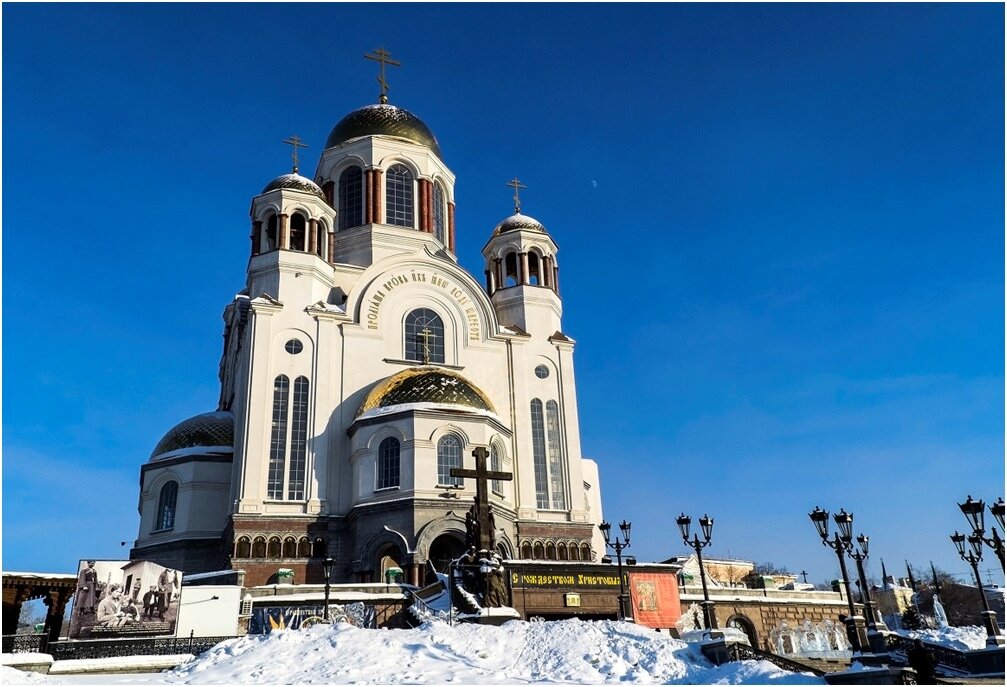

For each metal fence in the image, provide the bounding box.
[725,642,827,676]
[1,634,48,654]
[42,635,236,661]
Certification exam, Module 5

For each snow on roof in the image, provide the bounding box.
[150,445,233,462]
[182,570,238,581]
[2,572,78,580]
[356,401,501,423]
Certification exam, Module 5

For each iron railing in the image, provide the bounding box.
[46,635,236,661]
[883,634,971,676]
[1,634,48,654]
[725,642,827,676]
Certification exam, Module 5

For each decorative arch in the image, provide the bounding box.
[377,436,401,490]
[726,614,760,647]
[297,537,312,558]
[414,514,467,561]
[282,536,297,558]
[312,537,326,558]
[251,536,267,558]
[234,537,251,559]
[404,307,445,364]
[155,481,179,531]
[580,543,592,561]
[289,212,308,251]
[338,165,364,230]
[436,433,464,487]
[385,163,415,228]
[268,537,282,558]
[520,541,533,559]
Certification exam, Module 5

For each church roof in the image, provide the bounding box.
[492,212,547,236]
[356,368,495,418]
[149,411,234,461]
[325,104,442,159]
[261,172,326,200]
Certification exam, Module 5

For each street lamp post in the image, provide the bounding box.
[322,556,334,622]
[599,520,632,621]
[849,534,888,633]
[950,531,1004,647]
[676,513,718,631]
[958,495,1005,570]
[809,507,867,653]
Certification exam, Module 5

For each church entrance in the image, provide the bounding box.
[428,533,465,572]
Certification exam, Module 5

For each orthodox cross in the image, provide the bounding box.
[450,447,513,551]
[364,47,401,104]
[417,327,434,365]
[506,177,527,214]
[799,570,808,584]
[282,135,308,173]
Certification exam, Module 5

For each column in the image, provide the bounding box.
[542,256,552,288]
[365,170,375,224]
[279,214,289,250]
[328,231,336,264]
[485,269,495,295]
[322,181,335,207]
[495,258,504,288]
[372,169,384,224]
[553,264,560,294]
[520,252,530,285]
[448,202,456,252]
[251,220,262,256]
[308,219,318,255]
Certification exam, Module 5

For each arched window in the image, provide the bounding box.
[433,183,446,243]
[530,399,549,509]
[570,543,581,561]
[156,481,178,531]
[490,444,504,496]
[312,537,326,558]
[557,543,568,561]
[437,434,463,487]
[298,537,312,558]
[528,252,541,285]
[377,437,401,490]
[385,164,414,227]
[252,537,267,558]
[404,308,445,364]
[533,542,545,560]
[268,537,281,559]
[504,252,519,286]
[265,214,278,251]
[235,537,251,559]
[267,375,289,500]
[521,542,533,559]
[283,537,297,558]
[314,220,326,258]
[545,542,557,560]
[287,376,309,500]
[290,213,307,251]
[545,401,568,510]
[580,543,591,561]
[338,167,363,230]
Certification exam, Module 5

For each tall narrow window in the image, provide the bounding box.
[433,183,446,243]
[505,252,519,286]
[437,435,463,487]
[267,375,289,499]
[490,444,503,496]
[287,376,309,500]
[265,215,278,251]
[156,481,178,531]
[528,252,541,285]
[290,213,306,251]
[545,401,568,510]
[530,399,549,509]
[339,167,363,230]
[386,164,414,227]
[404,308,445,364]
[377,437,401,490]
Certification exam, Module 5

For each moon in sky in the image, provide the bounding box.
[591,180,597,188]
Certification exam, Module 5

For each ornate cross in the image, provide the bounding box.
[417,327,434,365]
[451,447,513,551]
[364,47,401,104]
[282,135,308,173]
[506,177,527,213]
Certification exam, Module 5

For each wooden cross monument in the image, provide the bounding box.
[450,447,513,552]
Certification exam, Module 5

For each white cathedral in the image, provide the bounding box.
[130,77,606,586]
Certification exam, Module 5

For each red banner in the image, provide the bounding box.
[628,571,681,629]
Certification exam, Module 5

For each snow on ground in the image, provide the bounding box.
[898,624,989,651]
[3,619,824,685]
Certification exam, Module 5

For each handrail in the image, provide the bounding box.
[883,634,972,675]
[726,642,827,677]
[402,586,448,624]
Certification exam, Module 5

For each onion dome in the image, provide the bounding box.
[356,368,494,418]
[492,212,547,236]
[325,104,442,159]
[149,411,234,461]
[261,172,326,200]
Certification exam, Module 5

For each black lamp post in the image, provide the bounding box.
[958,495,1005,570]
[599,520,632,621]
[849,533,888,633]
[322,556,334,622]
[950,531,1004,646]
[677,512,718,631]
[809,506,867,653]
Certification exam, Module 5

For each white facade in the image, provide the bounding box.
[132,96,605,585]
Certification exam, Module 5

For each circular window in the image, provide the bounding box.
[284,339,303,354]
[534,365,550,379]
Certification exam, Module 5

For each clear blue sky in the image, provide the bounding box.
[3,4,1003,588]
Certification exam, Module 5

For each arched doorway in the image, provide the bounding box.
[428,533,466,572]
[375,544,403,583]
[726,614,760,648]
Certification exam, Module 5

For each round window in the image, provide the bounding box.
[284,339,303,354]
[534,365,550,379]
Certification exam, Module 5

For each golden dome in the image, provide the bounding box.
[356,368,495,418]
[492,212,547,236]
[325,104,442,159]
[261,172,326,200]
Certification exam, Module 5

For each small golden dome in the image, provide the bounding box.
[261,173,325,200]
[325,104,442,159]
[356,368,495,418]
[492,212,547,236]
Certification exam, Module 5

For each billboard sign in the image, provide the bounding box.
[69,559,182,639]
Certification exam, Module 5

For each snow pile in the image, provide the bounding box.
[901,625,989,651]
[162,619,820,684]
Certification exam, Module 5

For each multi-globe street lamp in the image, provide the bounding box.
[676,513,718,631]
[847,533,888,633]
[599,520,633,621]
[809,506,867,653]
[950,531,1004,646]
[957,495,1005,570]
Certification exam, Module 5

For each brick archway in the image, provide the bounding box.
[2,572,78,642]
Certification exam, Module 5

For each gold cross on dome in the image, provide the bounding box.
[282,135,308,173]
[364,47,401,104]
[507,177,527,214]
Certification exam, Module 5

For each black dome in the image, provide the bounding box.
[150,411,234,461]
[492,213,547,236]
[261,173,325,200]
[325,104,442,159]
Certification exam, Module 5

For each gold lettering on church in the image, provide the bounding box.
[365,271,480,341]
